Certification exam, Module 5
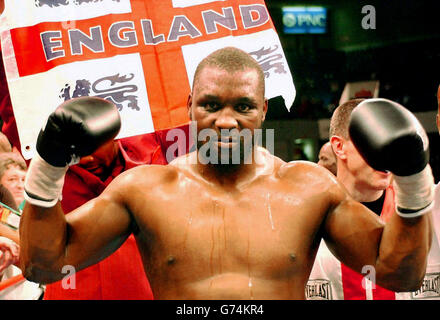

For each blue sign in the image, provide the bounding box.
[282,6,327,34]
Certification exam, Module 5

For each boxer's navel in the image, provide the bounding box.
[167,255,176,265]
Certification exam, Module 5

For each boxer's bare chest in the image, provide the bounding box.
[132,167,331,282]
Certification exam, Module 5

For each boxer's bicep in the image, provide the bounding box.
[324,194,431,291]
[64,188,133,271]
[20,178,133,283]
[323,196,385,275]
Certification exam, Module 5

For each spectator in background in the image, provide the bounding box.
[0,152,26,209]
[308,98,440,300]
[308,99,397,300]
[0,149,42,300]
[0,184,17,213]
[0,131,21,245]
[317,141,337,176]
[0,132,19,261]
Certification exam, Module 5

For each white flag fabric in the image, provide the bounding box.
[339,80,379,105]
[0,0,295,159]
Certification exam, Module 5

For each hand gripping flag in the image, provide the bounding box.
[0,0,295,160]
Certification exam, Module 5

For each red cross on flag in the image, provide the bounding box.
[0,0,295,160]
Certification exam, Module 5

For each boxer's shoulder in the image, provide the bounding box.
[277,160,338,184]
[168,151,197,168]
[276,160,345,205]
[110,163,181,190]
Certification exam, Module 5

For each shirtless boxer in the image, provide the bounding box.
[19,47,433,299]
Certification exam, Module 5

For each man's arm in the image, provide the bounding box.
[19,96,123,284]
[0,224,19,244]
[19,177,133,284]
[324,189,431,292]
[0,236,19,274]
[324,99,434,291]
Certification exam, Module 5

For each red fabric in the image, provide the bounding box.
[1,53,192,158]
[340,264,396,300]
[43,126,190,300]
[0,58,21,151]
[341,186,397,300]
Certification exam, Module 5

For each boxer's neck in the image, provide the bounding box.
[195,147,273,189]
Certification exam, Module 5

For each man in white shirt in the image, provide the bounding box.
[310,96,440,300]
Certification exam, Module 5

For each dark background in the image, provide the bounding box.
[262,0,440,181]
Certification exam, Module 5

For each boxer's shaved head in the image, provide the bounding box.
[330,98,365,139]
[192,47,265,97]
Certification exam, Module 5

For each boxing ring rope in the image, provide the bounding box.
[0,274,25,292]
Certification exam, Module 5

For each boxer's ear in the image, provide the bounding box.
[261,98,268,122]
[330,136,346,160]
[187,93,193,121]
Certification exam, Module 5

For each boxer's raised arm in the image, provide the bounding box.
[324,99,434,292]
[19,97,124,283]
[19,178,133,284]
[324,192,431,292]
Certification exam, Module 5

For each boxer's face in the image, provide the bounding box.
[188,66,267,164]
[345,139,391,191]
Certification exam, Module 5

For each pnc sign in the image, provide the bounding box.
[282,6,327,34]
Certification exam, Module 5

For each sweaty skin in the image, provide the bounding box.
[19,65,431,300]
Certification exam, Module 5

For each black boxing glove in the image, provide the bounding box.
[349,98,434,218]
[24,97,121,207]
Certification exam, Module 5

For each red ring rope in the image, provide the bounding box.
[0,274,25,292]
